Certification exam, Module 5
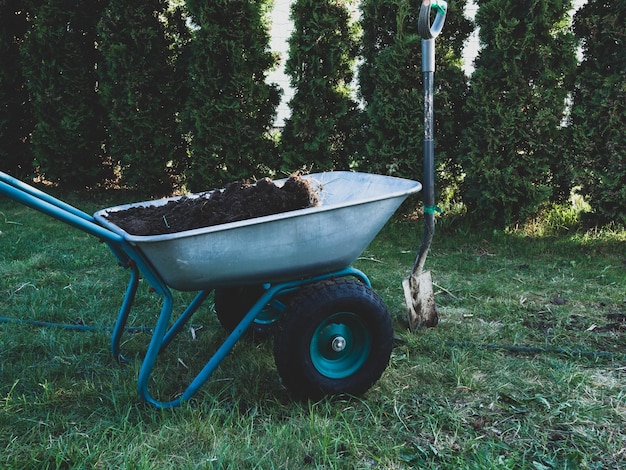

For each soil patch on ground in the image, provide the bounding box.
[103,175,318,236]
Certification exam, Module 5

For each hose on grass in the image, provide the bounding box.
[2,315,624,361]
[441,340,626,361]
[0,316,154,332]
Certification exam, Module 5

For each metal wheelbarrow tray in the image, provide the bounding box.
[0,170,421,408]
[94,171,421,290]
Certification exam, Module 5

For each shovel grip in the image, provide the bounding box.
[418,0,447,40]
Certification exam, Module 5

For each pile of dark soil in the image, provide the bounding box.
[103,175,318,236]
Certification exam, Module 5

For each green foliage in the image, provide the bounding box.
[518,197,590,238]
[359,14,422,177]
[280,0,364,173]
[460,0,577,228]
[97,0,189,196]
[569,0,626,226]
[0,2,34,178]
[359,0,471,199]
[1,0,623,226]
[182,0,280,191]
[20,0,112,189]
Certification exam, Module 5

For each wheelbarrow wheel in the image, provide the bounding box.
[214,286,283,337]
[274,278,393,400]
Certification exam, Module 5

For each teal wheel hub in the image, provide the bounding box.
[310,312,372,379]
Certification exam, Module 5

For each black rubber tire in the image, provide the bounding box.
[213,286,283,336]
[273,278,393,400]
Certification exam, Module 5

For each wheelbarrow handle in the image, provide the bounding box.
[418,0,447,40]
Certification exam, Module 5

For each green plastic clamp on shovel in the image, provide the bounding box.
[403,0,447,331]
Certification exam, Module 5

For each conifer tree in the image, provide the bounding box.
[280,0,363,173]
[359,0,471,200]
[460,0,577,227]
[98,0,188,195]
[182,0,280,190]
[0,2,33,178]
[570,0,626,225]
[21,0,110,188]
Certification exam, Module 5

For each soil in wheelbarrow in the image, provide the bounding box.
[103,175,318,236]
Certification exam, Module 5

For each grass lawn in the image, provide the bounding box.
[1,192,624,469]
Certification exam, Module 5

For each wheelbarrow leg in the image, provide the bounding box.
[173,285,285,405]
[137,289,176,408]
[136,287,265,408]
[110,261,140,363]
[159,289,212,353]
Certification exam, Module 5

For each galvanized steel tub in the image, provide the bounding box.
[94,171,421,291]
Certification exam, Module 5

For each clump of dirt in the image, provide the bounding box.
[103,175,318,236]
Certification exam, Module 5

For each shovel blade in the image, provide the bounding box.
[403,270,438,331]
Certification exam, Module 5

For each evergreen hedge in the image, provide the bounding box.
[181,0,280,191]
[459,0,577,227]
[280,0,363,173]
[98,0,188,196]
[359,0,471,202]
[0,2,32,178]
[0,0,623,227]
[570,0,626,226]
[20,0,111,189]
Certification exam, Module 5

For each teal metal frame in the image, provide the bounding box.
[0,171,370,408]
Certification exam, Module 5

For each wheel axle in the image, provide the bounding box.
[331,336,347,352]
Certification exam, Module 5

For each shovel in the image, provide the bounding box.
[403,0,447,331]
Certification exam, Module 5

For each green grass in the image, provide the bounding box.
[1,194,625,469]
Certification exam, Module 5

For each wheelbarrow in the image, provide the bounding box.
[0,170,421,408]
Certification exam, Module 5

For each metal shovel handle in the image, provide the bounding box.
[410,0,447,280]
[418,0,448,39]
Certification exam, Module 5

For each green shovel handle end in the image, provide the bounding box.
[431,0,448,16]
